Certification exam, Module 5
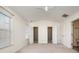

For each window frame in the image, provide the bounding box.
[0,7,12,48]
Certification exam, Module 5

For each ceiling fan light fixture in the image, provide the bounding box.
[45,6,48,11]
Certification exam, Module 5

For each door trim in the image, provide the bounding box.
[33,27,38,43]
[48,27,52,43]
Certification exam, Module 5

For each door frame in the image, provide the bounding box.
[33,27,38,43]
[47,27,53,43]
[72,19,79,48]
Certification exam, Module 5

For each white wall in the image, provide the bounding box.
[29,20,61,44]
[61,11,79,48]
[0,7,28,52]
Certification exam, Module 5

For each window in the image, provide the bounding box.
[0,8,11,48]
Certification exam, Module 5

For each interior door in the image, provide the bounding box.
[48,27,52,43]
[33,27,38,43]
[73,22,79,46]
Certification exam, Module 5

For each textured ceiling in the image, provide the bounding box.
[8,6,79,22]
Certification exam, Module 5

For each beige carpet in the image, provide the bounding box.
[17,44,78,53]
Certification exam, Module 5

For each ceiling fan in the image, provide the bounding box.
[45,6,48,11]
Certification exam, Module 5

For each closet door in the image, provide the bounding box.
[0,12,11,48]
[33,27,38,43]
[48,27,52,43]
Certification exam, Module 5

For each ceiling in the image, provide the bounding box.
[8,6,79,22]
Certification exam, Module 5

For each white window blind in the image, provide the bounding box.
[0,12,11,48]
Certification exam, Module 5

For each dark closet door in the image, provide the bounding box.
[33,27,38,43]
[48,27,52,43]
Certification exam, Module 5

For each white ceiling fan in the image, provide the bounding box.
[45,6,48,11]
